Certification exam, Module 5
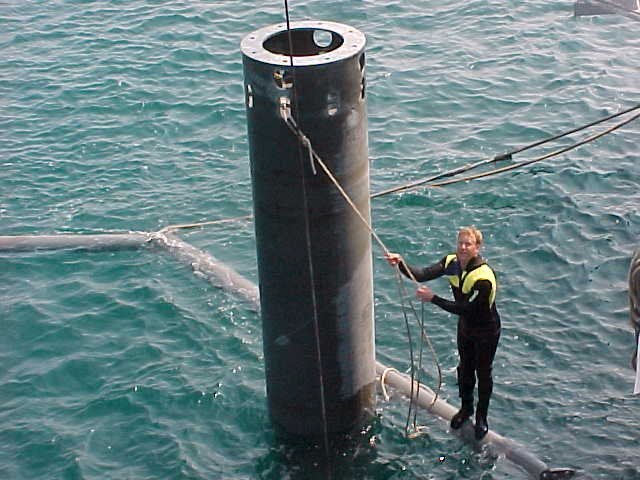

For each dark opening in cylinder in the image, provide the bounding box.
[262,28,344,56]
[241,21,375,438]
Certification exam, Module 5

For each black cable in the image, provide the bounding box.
[371,103,640,198]
[413,301,426,432]
[425,109,640,188]
[393,268,417,436]
[283,0,332,470]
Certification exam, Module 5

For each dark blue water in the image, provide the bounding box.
[1,1,639,478]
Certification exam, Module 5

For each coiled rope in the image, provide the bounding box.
[392,267,441,438]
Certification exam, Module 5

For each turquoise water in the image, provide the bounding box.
[1,1,639,478]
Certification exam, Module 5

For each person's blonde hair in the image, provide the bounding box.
[458,226,483,246]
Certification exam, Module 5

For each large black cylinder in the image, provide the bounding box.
[241,21,375,437]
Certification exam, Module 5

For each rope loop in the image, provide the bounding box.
[380,367,399,401]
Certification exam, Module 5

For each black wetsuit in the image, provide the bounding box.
[399,254,501,418]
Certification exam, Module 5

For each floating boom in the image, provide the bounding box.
[630,249,640,393]
[153,232,260,308]
[0,233,151,252]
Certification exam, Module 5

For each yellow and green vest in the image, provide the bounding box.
[444,254,497,306]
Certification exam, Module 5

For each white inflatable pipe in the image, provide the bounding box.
[151,232,260,308]
[631,249,640,394]
[0,233,151,252]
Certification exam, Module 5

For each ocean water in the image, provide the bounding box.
[1,1,639,479]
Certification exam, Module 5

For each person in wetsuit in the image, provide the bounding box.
[385,226,500,440]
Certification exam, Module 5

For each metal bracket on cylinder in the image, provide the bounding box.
[279,96,291,121]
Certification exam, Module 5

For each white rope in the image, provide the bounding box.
[159,215,253,234]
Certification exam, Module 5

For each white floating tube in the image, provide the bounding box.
[151,232,260,308]
[0,233,151,252]
[630,249,640,394]
[635,336,640,395]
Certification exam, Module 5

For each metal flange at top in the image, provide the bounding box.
[240,20,366,67]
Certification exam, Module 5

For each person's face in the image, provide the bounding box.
[456,232,479,265]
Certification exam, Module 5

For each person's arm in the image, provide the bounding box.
[385,252,445,282]
[431,279,493,316]
[398,258,444,282]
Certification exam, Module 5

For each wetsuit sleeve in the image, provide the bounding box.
[397,256,446,282]
[431,279,492,316]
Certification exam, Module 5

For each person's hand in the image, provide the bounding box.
[416,285,434,302]
[385,252,402,266]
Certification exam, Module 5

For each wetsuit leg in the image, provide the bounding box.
[457,328,477,398]
[450,328,476,429]
[474,329,500,439]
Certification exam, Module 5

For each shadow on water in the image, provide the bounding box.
[255,415,400,480]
